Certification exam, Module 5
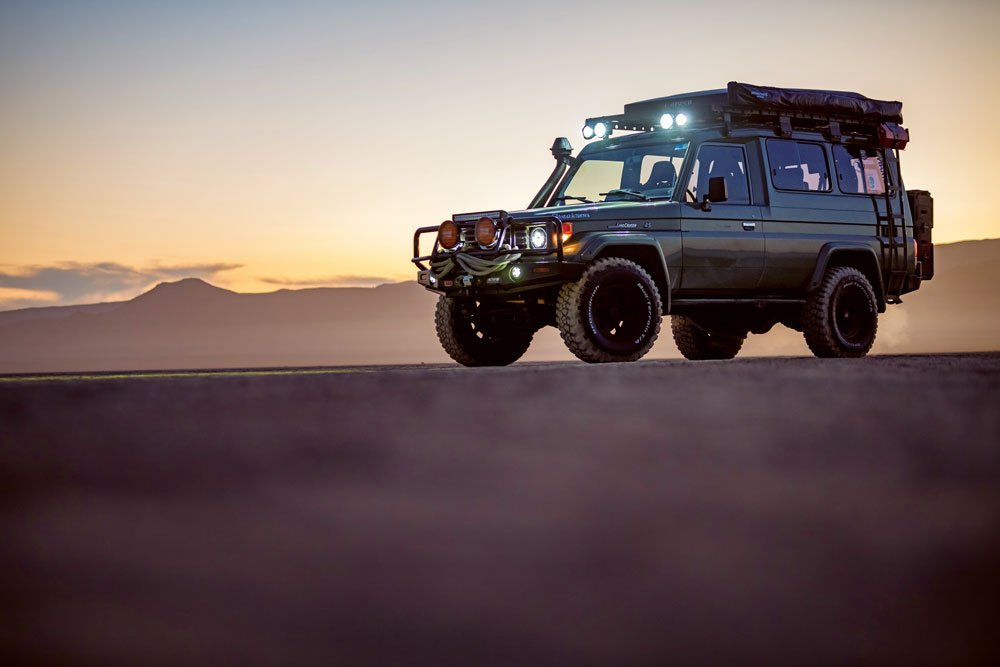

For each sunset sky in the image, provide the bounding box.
[1,0,998,309]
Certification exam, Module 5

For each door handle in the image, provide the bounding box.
[742,222,756,231]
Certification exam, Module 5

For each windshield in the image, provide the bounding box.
[553,141,689,205]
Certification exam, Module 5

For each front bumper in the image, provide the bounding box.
[415,258,584,295]
[412,215,582,295]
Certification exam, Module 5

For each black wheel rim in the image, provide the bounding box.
[458,300,496,344]
[586,276,654,354]
[832,283,875,347]
[456,300,522,346]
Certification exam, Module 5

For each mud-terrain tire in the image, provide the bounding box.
[556,257,662,363]
[802,266,878,358]
[671,315,746,360]
[435,296,534,367]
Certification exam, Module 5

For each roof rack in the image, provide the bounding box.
[582,82,908,149]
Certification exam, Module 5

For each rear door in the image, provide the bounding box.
[680,142,764,291]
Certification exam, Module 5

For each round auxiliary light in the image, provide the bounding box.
[593,121,609,139]
[438,220,460,249]
[510,265,522,280]
[528,227,548,250]
[475,216,498,247]
[659,113,674,129]
[582,124,595,140]
[675,112,689,126]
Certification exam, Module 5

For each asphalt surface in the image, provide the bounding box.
[2,353,999,666]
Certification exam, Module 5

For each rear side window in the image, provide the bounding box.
[833,145,886,195]
[766,139,831,192]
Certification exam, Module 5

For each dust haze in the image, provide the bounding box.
[0,239,997,373]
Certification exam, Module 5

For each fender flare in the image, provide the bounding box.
[573,233,673,313]
[809,242,886,311]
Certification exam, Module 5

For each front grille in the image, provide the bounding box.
[457,225,526,250]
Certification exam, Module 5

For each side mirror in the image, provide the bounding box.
[701,176,728,210]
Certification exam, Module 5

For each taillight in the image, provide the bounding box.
[438,220,460,249]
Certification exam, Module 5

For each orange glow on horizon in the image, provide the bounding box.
[1,1,998,307]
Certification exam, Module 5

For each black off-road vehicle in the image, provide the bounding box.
[412,82,934,365]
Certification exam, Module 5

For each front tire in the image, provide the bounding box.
[556,257,662,363]
[435,296,534,367]
[802,266,878,358]
[671,315,746,360]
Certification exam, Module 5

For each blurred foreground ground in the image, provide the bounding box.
[2,354,999,666]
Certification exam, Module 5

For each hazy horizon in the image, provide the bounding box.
[2,1,999,310]
[0,237,993,314]
[1,238,996,373]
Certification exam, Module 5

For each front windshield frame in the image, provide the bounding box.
[551,138,690,206]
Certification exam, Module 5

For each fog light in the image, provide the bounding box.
[438,220,460,249]
[475,217,498,247]
[510,266,522,280]
[528,227,547,249]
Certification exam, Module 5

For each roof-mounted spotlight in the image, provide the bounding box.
[676,112,689,126]
[659,113,674,129]
[582,124,595,140]
[593,121,609,139]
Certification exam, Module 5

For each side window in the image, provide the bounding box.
[833,145,886,195]
[766,139,831,192]
[685,144,750,205]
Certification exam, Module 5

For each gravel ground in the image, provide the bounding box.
[1,353,999,666]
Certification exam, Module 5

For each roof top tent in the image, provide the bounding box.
[584,82,908,149]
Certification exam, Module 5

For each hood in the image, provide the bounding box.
[507,200,681,222]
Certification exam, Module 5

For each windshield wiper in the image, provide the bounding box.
[601,188,651,201]
[553,194,594,204]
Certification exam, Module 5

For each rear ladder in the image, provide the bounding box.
[874,152,908,303]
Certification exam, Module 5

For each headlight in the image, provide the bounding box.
[475,217,498,247]
[438,220,460,249]
[528,227,548,250]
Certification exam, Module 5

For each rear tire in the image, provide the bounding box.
[802,266,878,358]
[435,296,534,367]
[671,315,746,360]
[556,257,662,363]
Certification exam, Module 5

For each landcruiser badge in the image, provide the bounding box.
[608,222,638,229]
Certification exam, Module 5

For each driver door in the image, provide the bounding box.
[680,143,764,291]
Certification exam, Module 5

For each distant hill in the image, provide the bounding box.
[1,240,998,373]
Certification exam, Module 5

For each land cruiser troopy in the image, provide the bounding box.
[411,82,934,365]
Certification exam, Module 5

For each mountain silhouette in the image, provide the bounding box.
[0,240,998,373]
